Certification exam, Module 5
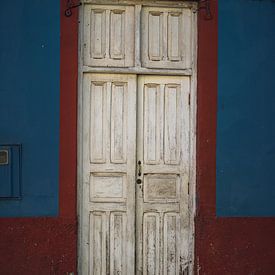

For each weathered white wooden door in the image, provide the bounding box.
[136,76,190,275]
[81,74,190,274]
[80,2,196,274]
[82,74,137,274]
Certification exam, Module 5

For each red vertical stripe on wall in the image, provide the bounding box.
[60,0,78,218]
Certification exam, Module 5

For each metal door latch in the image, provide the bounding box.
[137,160,142,176]
[136,160,143,192]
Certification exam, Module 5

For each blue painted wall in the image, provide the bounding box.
[217,0,275,216]
[0,1,60,216]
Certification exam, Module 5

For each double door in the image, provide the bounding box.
[81,74,190,274]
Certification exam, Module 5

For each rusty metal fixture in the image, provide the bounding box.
[65,0,82,17]
[194,0,213,20]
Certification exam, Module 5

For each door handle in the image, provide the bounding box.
[136,160,143,192]
[137,160,142,177]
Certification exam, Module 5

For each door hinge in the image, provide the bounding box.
[188,93,191,105]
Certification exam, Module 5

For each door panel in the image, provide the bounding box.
[82,74,136,275]
[83,5,135,67]
[141,7,192,69]
[136,75,190,275]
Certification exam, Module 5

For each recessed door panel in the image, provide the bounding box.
[84,5,135,67]
[141,7,192,69]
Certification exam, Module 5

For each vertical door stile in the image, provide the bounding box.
[136,75,144,274]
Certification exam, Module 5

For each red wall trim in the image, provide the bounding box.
[195,1,275,274]
[60,0,78,219]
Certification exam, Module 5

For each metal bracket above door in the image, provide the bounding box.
[194,0,212,20]
[65,0,82,17]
